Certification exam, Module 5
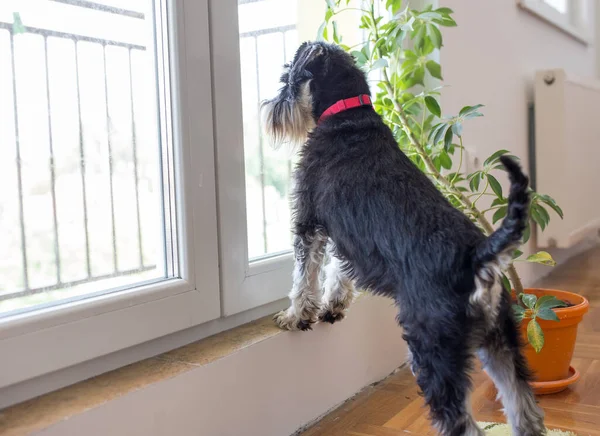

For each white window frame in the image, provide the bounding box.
[0,0,335,395]
[519,0,591,43]
[210,0,295,317]
[0,0,222,390]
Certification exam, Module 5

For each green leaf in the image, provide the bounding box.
[512,304,526,323]
[426,60,443,80]
[372,37,386,56]
[521,293,537,309]
[12,12,26,34]
[435,7,454,14]
[483,149,510,168]
[351,50,368,66]
[386,0,403,15]
[413,65,425,85]
[527,319,545,353]
[439,152,452,169]
[469,173,481,192]
[413,24,426,50]
[501,274,511,292]
[459,104,484,117]
[487,174,503,198]
[446,172,464,182]
[362,43,371,61]
[530,206,546,231]
[522,222,531,244]
[492,206,508,224]
[427,24,443,49]
[401,16,415,32]
[317,21,327,41]
[513,249,523,259]
[537,308,560,321]
[463,111,484,120]
[332,21,340,43]
[431,123,448,145]
[433,13,457,27]
[491,197,508,207]
[418,11,444,20]
[424,96,441,117]
[536,295,568,311]
[371,58,388,69]
[538,194,564,219]
[325,7,334,22]
[537,205,551,228]
[443,127,453,151]
[545,200,564,219]
[526,251,557,266]
[360,15,372,30]
[451,122,462,137]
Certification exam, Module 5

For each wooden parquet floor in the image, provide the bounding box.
[301,246,600,436]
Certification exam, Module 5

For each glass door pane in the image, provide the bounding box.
[0,0,175,316]
[238,0,300,260]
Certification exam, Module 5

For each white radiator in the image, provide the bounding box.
[533,69,600,249]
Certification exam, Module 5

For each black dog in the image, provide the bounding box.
[261,41,545,436]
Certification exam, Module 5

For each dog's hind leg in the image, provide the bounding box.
[479,300,546,436]
[318,244,355,324]
[405,324,484,436]
[274,231,327,331]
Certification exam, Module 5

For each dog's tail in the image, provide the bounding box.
[473,156,530,269]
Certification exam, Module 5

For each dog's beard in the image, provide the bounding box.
[261,81,315,149]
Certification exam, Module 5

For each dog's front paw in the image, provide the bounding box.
[318,306,346,324]
[273,308,315,331]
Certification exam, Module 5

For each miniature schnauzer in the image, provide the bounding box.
[261,41,545,436]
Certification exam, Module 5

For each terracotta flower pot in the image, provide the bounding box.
[517,288,589,395]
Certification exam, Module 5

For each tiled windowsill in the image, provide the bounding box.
[0,316,282,435]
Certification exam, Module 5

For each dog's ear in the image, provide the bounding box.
[289,43,325,85]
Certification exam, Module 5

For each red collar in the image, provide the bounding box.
[318,94,373,124]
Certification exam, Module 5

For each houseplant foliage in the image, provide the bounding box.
[318,0,565,352]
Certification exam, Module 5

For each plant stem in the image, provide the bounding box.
[379,69,525,294]
[450,138,464,184]
[366,4,525,294]
[472,179,489,208]
[468,192,496,198]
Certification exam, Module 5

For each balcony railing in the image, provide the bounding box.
[0,1,160,310]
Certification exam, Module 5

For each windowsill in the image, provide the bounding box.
[0,295,407,436]
[518,0,591,45]
[0,315,283,435]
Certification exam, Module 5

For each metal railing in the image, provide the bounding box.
[240,23,296,256]
[1,0,298,304]
[0,3,157,303]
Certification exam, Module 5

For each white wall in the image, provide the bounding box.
[32,296,406,436]
[441,0,598,285]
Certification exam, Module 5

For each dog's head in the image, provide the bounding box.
[261,41,370,147]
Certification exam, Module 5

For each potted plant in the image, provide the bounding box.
[319,0,589,394]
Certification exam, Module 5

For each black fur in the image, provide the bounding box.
[474,155,531,268]
[263,41,545,435]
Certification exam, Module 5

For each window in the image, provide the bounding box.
[0,0,220,391]
[519,0,590,43]
[0,0,172,316]
[543,0,567,13]
[239,0,297,260]
[211,0,328,315]
[0,0,362,395]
